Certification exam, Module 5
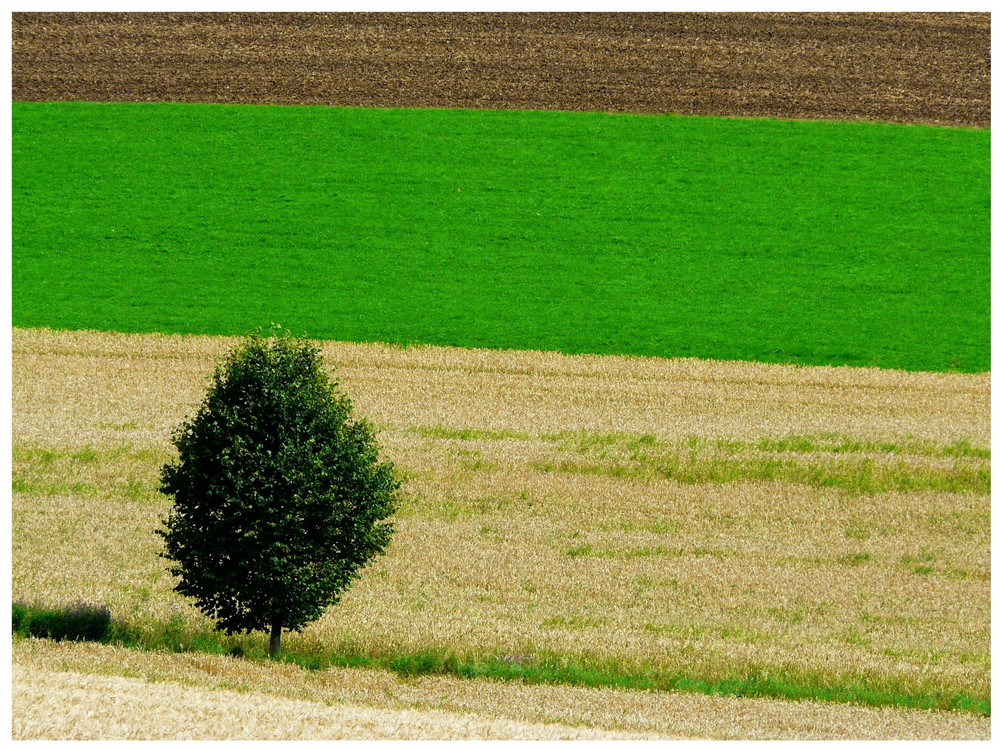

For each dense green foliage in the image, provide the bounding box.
[12,600,112,642]
[157,332,400,654]
[12,101,989,371]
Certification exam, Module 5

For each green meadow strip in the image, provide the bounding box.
[13,101,989,372]
[11,603,990,717]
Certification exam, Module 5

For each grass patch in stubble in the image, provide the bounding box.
[12,444,169,504]
[408,426,989,495]
[408,425,989,460]
[564,543,732,560]
[750,435,989,459]
[13,445,167,465]
[531,454,987,495]
[16,434,982,505]
[407,426,536,441]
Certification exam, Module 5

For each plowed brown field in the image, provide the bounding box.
[12,12,989,127]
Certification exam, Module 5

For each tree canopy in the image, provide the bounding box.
[157,330,400,655]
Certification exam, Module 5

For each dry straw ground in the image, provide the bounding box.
[11,327,991,740]
[13,661,669,740]
[12,12,990,127]
[12,640,990,741]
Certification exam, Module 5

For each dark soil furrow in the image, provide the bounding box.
[12,12,990,127]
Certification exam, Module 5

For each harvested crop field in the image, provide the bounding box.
[13,641,990,741]
[13,660,674,740]
[12,12,990,127]
[11,328,991,739]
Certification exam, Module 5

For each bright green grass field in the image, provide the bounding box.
[13,102,989,372]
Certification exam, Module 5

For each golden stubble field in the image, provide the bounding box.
[13,658,673,740]
[11,327,991,740]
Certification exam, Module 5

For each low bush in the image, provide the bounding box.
[12,601,28,633]
[15,600,112,642]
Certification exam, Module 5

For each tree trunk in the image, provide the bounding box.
[269,618,282,658]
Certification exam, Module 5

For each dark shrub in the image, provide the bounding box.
[20,601,111,641]
[26,608,63,640]
[62,601,112,641]
[12,601,28,633]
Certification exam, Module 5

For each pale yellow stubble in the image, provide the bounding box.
[13,663,675,740]
[13,641,992,741]
[11,327,991,718]
[13,326,989,450]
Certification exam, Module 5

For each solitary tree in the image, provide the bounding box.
[157,330,400,657]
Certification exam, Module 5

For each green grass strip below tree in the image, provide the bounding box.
[11,601,990,717]
[13,101,990,372]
